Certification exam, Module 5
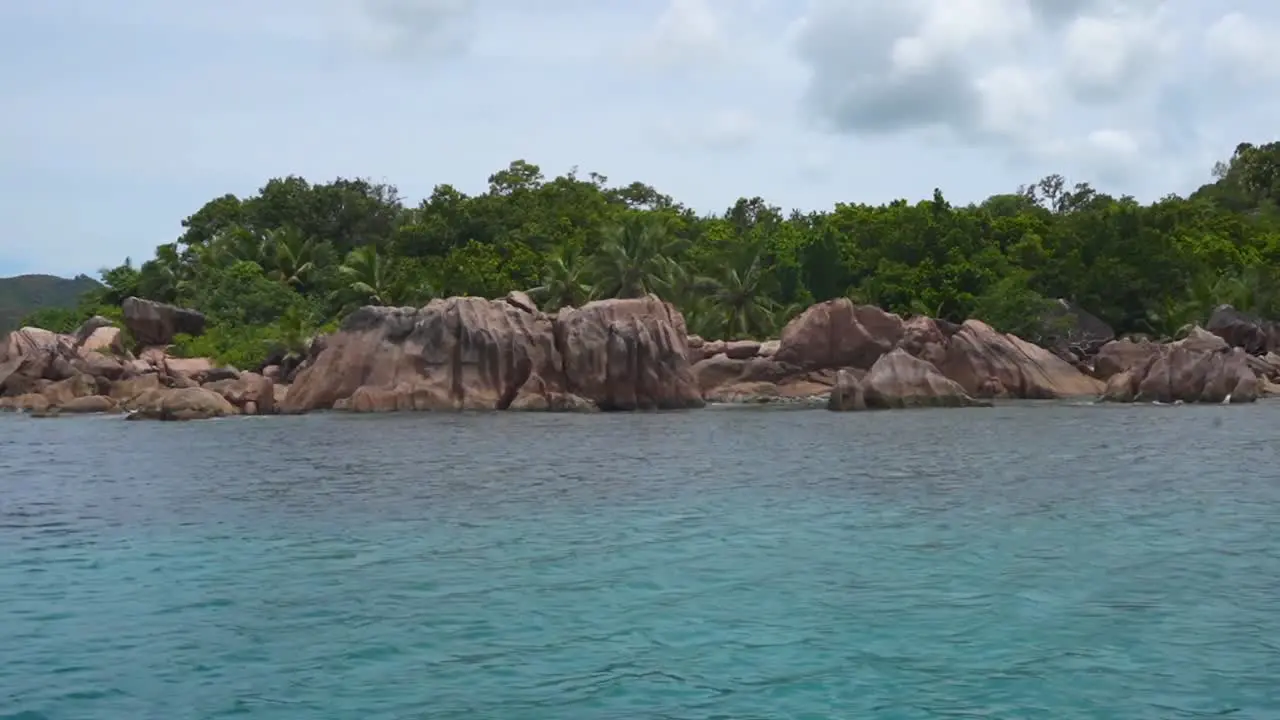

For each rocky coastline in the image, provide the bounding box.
[2,294,1278,420]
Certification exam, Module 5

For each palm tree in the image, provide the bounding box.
[1142,267,1274,339]
[702,249,778,339]
[589,216,684,299]
[263,226,316,290]
[140,242,192,302]
[528,248,592,311]
[207,225,270,267]
[651,255,718,335]
[339,245,396,305]
[338,246,436,308]
[771,301,807,335]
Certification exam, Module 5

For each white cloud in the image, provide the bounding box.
[656,109,758,151]
[640,0,726,67]
[1205,11,1280,83]
[347,0,477,57]
[787,0,1280,189]
[1,0,1280,276]
[1061,11,1176,101]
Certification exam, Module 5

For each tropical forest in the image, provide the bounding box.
[21,141,1280,370]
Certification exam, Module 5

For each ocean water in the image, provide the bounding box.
[2,402,1280,719]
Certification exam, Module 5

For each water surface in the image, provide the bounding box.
[2,403,1280,719]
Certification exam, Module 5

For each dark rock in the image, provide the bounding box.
[1040,299,1115,358]
[122,297,206,346]
[1206,304,1278,355]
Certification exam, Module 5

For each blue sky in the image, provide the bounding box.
[1,0,1277,278]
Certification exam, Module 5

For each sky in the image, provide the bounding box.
[1,0,1278,278]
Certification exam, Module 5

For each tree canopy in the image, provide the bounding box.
[30,141,1280,367]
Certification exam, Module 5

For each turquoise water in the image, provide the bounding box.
[2,403,1280,719]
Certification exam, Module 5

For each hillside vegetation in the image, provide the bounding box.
[1,274,102,334]
[23,140,1280,369]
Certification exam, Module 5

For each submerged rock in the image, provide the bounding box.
[125,387,236,421]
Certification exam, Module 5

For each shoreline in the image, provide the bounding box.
[6,394,1274,422]
[3,295,1278,421]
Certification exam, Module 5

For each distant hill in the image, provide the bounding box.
[0,274,102,334]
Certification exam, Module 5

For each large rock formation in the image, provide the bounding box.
[8,294,1273,419]
[936,320,1105,399]
[282,294,702,413]
[0,319,276,420]
[692,302,1107,404]
[773,299,904,370]
[1206,304,1279,355]
[692,302,1110,404]
[0,327,79,395]
[126,387,237,421]
[554,296,702,411]
[828,349,985,411]
[1093,337,1162,381]
[1101,329,1259,404]
[122,297,207,346]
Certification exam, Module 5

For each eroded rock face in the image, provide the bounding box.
[164,356,214,379]
[283,296,563,412]
[42,373,100,406]
[504,290,538,314]
[1101,334,1259,404]
[692,353,828,404]
[774,299,904,370]
[0,327,78,393]
[0,313,268,420]
[1094,338,1162,381]
[110,373,163,402]
[77,325,123,355]
[1206,304,1277,355]
[284,294,701,413]
[937,320,1105,399]
[126,387,236,421]
[696,304,1103,402]
[1179,326,1230,353]
[722,340,761,360]
[897,316,949,368]
[203,372,276,415]
[555,296,703,410]
[59,395,120,414]
[0,393,50,413]
[74,351,126,381]
[122,297,206,346]
[829,349,984,411]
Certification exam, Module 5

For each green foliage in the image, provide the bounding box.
[1,274,103,333]
[171,325,297,370]
[185,260,307,327]
[19,306,84,334]
[47,148,1280,370]
[971,272,1059,342]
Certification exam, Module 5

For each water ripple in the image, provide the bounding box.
[2,403,1280,718]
